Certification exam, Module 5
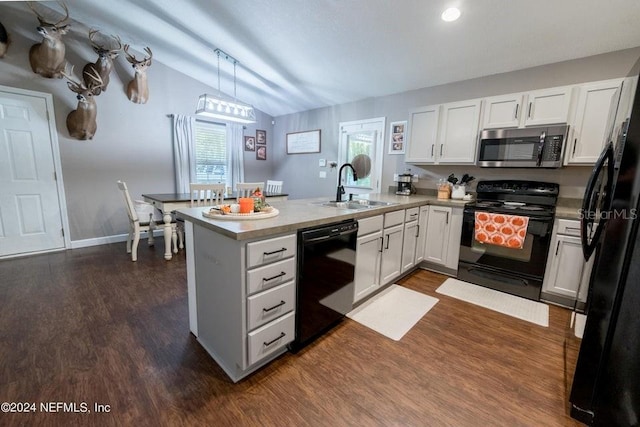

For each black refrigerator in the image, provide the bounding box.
[570,70,640,425]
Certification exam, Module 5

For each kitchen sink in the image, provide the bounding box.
[314,200,398,210]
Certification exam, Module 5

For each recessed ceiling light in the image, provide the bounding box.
[441,7,461,22]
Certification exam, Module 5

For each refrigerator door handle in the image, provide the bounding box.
[580,142,615,261]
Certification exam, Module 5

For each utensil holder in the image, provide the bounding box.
[451,184,466,200]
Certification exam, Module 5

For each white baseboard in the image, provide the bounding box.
[70,230,163,249]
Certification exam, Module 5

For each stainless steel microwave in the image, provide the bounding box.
[477,125,569,168]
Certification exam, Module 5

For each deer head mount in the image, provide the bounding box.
[123,44,152,104]
[62,65,104,140]
[0,21,8,59]
[82,29,121,95]
[27,1,70,78]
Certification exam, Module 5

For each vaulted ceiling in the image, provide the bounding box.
[3,1,640,117]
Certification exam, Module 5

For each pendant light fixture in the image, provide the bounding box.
[196,48,256,124]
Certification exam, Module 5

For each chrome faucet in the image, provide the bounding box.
[336,163,358,202]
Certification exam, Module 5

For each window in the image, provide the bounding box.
[339,117,385,194]
[194,121,227,183]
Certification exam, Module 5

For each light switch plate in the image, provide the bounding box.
[319,171,327,178]
[319,159,326,167]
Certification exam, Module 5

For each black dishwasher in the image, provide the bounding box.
[289,219,358,352]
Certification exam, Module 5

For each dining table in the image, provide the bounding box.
[142,192,288,260]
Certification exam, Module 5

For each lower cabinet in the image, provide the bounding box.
[423,205,463,270]
[354,215,383,303]
[379,211,405,285]
[542,219,593,307]
[401,207,420,273]
[414,205,429,264]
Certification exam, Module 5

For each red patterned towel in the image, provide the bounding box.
[474,212,529,249]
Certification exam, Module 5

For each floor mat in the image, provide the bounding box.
[436,278,549,327]
[346,284,439,341]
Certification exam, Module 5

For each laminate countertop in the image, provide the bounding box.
[176,194,469,241]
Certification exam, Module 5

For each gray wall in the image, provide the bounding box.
[273,47,640,200]
[0,4,273,241]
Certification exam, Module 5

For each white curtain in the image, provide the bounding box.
[172,114,195,193]
[227,123,245,190]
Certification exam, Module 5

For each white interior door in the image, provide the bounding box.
[0,87,67,257]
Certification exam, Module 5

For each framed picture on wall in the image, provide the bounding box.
[256,129,267,145]
[256,145,267,160]
[388,121,407,155]
[244,136,256,151]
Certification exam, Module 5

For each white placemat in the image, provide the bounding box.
[436,278,549,327]
[346,285,439,341]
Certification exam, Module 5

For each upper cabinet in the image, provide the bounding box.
[406,99,481,165]
[565,78,623,165]
[482,86,573,129]
[406,105,439,163]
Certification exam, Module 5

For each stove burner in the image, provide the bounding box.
[475,201,501,208]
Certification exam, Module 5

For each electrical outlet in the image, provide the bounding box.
[412,174,419,183]
[319,171,327,178]
[319,159,326,167]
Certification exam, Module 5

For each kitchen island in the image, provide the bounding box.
[176,194,467,382]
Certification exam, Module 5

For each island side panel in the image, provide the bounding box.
[194,223,246,378]
[185,221,197,335]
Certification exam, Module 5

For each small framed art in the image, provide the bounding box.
[388,121,407,155]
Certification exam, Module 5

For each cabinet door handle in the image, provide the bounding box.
[514,104,519,119]
[263,300,286,313]
[555,241,561,256]
[415,224,420,238]
[565,227,581,236]
[263,332,286,347]
[264,247,287,256]
[431,144,434,157]
[440,144,443,156]
[572,138,578,156]
[446,212,449,224]
[379,236,384,253]
[263,271,286,282]
[528,102,533,118]
[385,234,390,250]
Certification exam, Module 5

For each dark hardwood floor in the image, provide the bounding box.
[0,240,583,426]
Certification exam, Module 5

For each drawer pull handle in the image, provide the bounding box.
[263,271,286,282]
[263,332,286,347]
[264,247,287,256]
[263,300,286,313]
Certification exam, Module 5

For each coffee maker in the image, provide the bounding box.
[395,174,412,195]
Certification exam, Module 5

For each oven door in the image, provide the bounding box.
[458,207,553,300]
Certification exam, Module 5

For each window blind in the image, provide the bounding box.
[194,121,227,183]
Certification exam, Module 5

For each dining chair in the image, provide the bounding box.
[236,182,264,198]
[117,180,179,261]
[190,183,226,207]
[266,180,283,194]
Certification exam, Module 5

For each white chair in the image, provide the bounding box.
[266,180,283,194]
[190,183,226,207]
[117,180,179,261]
[236,182,264,199]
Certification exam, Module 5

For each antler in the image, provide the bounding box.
[89,29,122,52]
[27,1,69,26]
[83,66,104,90]
[61,64,84,93]
[124,45,152,64]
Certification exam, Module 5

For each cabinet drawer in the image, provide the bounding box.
[247,311,295,366]
[358,215,383,236]
[247,257,296,295]
[384,210,405,228]
[405,207,419,222]
[247,281,295,330]
[557,219,581,237]
[247,234,296,269]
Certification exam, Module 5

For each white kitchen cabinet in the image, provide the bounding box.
[542,219,593,306]
[414,205,429,264]
[406,100,481,165]
[565,79,623,165]
[482,86,573,129]
[380,210,405,285]
[406,105,439,163]
[191,226,296,382]
[354,215,383,303]
[423,205,463,270]
[437,99,482,164]
[401,208,420,273]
